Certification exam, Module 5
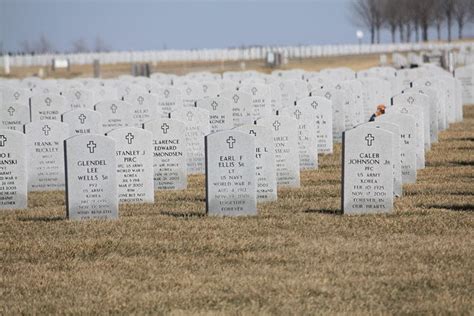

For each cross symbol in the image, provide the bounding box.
[211,101,218,110]
[42,125,51,136]
[186,111,193,121]
[401,107,408,114]
[294,109,302,119]
[407,96,415,104]
[365,134,375,146]
[78,114,87,124]
[324,92,332,99]
[7,106,15,116]
[335,84,341,90]
[186,87,192,95]
[125,133,134,145]
[110,104,118,113]
[203,85,208,93]
[232,94,239,103]
[137,96,144,105]
[13,91,20,100]
[273,120,281,131]
[249,130,256,136]
[87,141,97,153]
[226,136,236,149]
[164,89,170,98]
[0,135,7,147]
[161,123,170,134]
[251,87,258,95]
[74,91,82,100]
[311,101,318,109]
[45,97,52,106]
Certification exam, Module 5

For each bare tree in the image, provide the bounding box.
[94,36,110,53]
[382,0,400,43]
[71,38,89,53]
[19,40,32,54]
[443,0,456,42]
[432,0,445,41]
[349,0,384,44]
[34,34,55,54]
[453,0,471,39]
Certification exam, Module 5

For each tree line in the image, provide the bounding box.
[350,0,474,44]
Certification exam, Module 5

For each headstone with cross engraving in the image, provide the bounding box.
[116,82,148,99]
[205,130,257,216]
[0,86,31,106]
[149,86,184,118]
[170,107,210,174]
[196,96,234,133]
[257,115,300,188]
[310,85,345,143]
[340,80,366,129]
[25,120,70,191]
[123,92,159,127]
[220,90,253,127]
[385,105,425,169]
[0,103,30,131]
[63,88,94,110]
[280,106,318,170]
[411,78,447,130]
[143,118,188,190]
[199,81,220,99]
[106,127,154,203]
[455,65,474,105]
[65,134,118,220]
[178,82,204,108]
[240,83,272,120]
[363,121,402,197]
[342,126,394,214]
[29,93,67,122]
[62,109,103,136]
[376,113,417,183]
[91,86,118,105]
[95,100,132,133]
[0,130,27,210]
[294,96,333,154]
[235,125,277,202]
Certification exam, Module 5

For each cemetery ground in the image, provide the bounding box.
[1,102,473,313]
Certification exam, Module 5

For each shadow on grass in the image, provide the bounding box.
[161,211,206,218]
[422,204,474,212]
[303,208,342,215]
[18,216,65,222]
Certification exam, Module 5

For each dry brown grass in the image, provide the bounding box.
[1,105,473,314]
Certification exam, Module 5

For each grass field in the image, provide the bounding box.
[1,98,473,314]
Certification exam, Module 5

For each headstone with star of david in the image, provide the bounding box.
[294,96,334,154]
[239,83,272,119]
[150,87,184,118]
[123,92,159,127]
[94,100,133,133]
[310,85,345,143]
[279,106,318,170]
[62,109,103,136]
[392,91,431,151]
[143,118,188,190]
[376,113,417,184]
[0,129,28,210]
[29,93,68,122]
[0,103,30,131]
[196,96,234,133]
[220,90,254,127]
[256,115,300,188]
[234,125,277,202]
[205,130,257,216]
[0,86,31,106]
[106,127,154,204]
[454,65,474,105]
[170,107,210,174]
[363,121,403,197]
[342,126,394,215]
[24,120,70,191]
[385,105,425,169]
[63,88,94,110]
[64,134,118,220]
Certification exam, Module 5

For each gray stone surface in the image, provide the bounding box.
[25,120,70,191]
[455,65,474,105]
[220,90,253,127]
[310,85,344,143]
[143,118,188,190]
[196,96,234,133]
[95,100,132,133]
[63,88,94,110]
[65,134,118,220]
[205,130,257,216]
[123,92,159,127]
[30,93,67,122]
[235,124,277,202]
[0,130,27,210]
[0,103,30,131]
[107,127,154,204]
[62,109,103,136]
[342,126,394,214]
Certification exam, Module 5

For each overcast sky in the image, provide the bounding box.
[0,0,471,53]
